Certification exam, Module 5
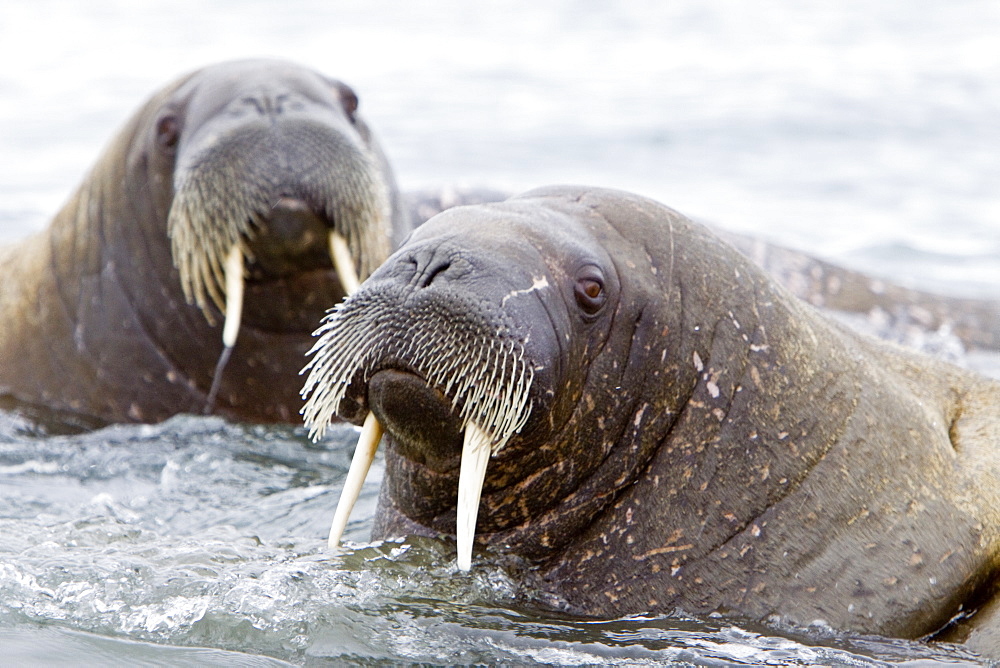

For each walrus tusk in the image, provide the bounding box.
[205,244,245,413]
[456,420,492,571]
[324,230,378,550]
[329,231,360,295]
[318,238,494,565]
[222,244,245,348]
[328,411,384,548]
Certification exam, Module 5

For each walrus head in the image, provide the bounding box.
[166,60,393,326]
[0,59,408,424]
[302,188,629,569]
[151,60,398,408]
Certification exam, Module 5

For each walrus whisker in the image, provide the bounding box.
[329,231,361,295]
[457,420,493,571]
[309,235,384,550]
[328,411,384,548]
[204,244,246,414]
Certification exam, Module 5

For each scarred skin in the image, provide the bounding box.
[0,59,408,426]
[329,186,1000,658]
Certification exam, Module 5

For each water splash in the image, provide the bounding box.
[0,414,987,664]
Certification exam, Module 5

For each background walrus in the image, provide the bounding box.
[0,59,409,426]
[302,186,1000,658]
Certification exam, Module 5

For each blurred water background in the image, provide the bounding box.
[1,1,998,664]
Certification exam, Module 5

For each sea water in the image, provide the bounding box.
[1,1,998,664]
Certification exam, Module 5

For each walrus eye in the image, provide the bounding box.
[334,82,359,123]
[156,114,180,152]
[574,268,606,315]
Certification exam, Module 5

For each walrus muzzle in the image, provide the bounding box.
[301,255,537,570]
[170,119,391,323]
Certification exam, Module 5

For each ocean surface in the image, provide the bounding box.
[1,1,999,664]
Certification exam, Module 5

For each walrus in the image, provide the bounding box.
[301,186,1000,658]
[0,59,409,426]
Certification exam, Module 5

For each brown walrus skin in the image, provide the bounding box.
[303,186,1000,658]
[0,59,409,427]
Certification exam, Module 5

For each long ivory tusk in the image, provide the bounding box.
[222,244,245,348]
[324,231,375,550]
[204,244,244,413]
[328,411,384,549]
[456,421,492,571]
[329,231,360,295]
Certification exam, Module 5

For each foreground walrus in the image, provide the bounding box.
[302,186,1000,656]
[0,59,408,426]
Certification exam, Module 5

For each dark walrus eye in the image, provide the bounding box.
[155,114,181,152]
[574,266,606,316]
[333,82,359,123]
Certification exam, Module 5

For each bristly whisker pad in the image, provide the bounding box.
[300,286,535,451]
[166,125,392,325]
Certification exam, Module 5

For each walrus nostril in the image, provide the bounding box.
[242,96,272,116]
[420,259,452,287]
[409,247,457,289]
[241,92,297,117]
